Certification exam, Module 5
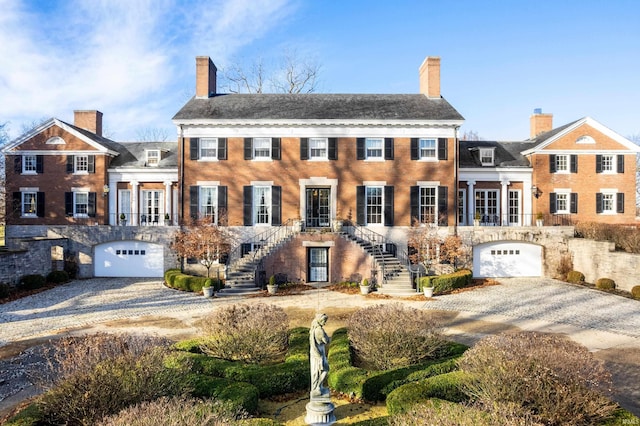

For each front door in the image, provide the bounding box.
[306,188,330,227]
[141,190,163,225]
[308,247,329,282]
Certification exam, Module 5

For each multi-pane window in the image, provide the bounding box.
[508,190,520,225]
[366,186,383,224]
[22,192,37,216]
[458,189,466,225]
[601,193,615,212]
[75,155,89,173]
[253,138,271,159]
[309,138,328,159]
[555,193,569,213]
[479,148,494,166]
[254,186,271,224]
[556,155,569,172]
[420,187,437,224]
[74,192,89,216]
[600,155,614,172]
[419,138,436,159]
[199,138,218,159]
[475,190,499,223]
[146,150,160,166]
[366,138,383,159]
[23,155,37,173]
[199,186,218,220]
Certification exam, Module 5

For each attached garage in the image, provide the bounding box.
[473,241,542,278]
[94,241,164,277]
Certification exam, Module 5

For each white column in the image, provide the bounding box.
[466,180,476,225]
[164,181,173,224]
[131,181,139,226]
[501,179,510,226]
[107,176,118,225]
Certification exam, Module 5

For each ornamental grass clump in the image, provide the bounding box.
[199,303,289,364]
[347,303,446,370]
[458,331,618,426]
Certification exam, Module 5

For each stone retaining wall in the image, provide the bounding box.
[568,239,639,292]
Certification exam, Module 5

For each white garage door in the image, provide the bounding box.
[94,241,164,277]
[473,241,542,278]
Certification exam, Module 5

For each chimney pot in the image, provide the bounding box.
[419,56,441,98]
[73,110,103,137]
[196,56,217,98]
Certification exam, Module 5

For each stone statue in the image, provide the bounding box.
[309,313,330,398]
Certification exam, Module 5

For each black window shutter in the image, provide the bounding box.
[65,192,73,216]
[244,138,253,160]
[570,155,577,173]
[272,186,282,225]
[438,138,448,160]
[410,186,419,223]
[13,192,21,216]
[88,155,95,173]
[617,193,625,213]
[189,186,199,220]
[356,186,365,225]
[36,155,44,173]
[550,193,557,214]
[410,138,419,160]
[549,154,556,173]
[243,186,253,226]
[596,193,603,213]
[218,138,227,160]
[218,186,228,218]
[438,186,448,226]
[356,138,365,160]
[190,138,199,160]
[617,155,624,173]
[300,138,309,160]
[36,192,45,217]
[384,138,394,160]
[384,186,394,226]
[88,193,96,217]
[570,193,578,214]
[14,156,22,173]
[66,155,74,173]
[596,155,602,173]
[272,138,281,160]
[328,138,337,160]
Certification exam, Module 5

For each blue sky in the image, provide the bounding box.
[1,0,639,142]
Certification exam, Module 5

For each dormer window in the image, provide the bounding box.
[479,148,495,166]
[146,150,160,166]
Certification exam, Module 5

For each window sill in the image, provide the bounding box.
[364,158,385,162]
[417,157,438,162]
[197,158,219,162]
[21,171,38,175]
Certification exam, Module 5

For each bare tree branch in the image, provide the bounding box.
[135,127,169,142]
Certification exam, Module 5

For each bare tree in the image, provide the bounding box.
[220,50,321,94]
[171,217,232,277]
[460,129,482,141]
[135,127,169,142]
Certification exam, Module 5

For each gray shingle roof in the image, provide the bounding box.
[459,140,535,168]
[528,118,581,144]
[108,142,178,168]
[172,94,464,121]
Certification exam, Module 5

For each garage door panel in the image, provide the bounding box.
[473,242,541,278]
[95,241,164,277]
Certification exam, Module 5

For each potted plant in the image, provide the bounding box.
[267,274,278,295]
[119,213,127,226]
[332,209,344,232]
[360,278,371,295]
[164,213,171,225]
[421,277,434,297]
[202,279,215,297]
[536,212,544,227]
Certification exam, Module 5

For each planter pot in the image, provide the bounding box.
[473,219,480,227]
[332,219,343,232]
[536,219,544,227]
[267,284,278,295]
[203,286,215,297]
[360,285,371,295]
[423,287,434,297]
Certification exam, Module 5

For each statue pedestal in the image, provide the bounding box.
[305,394,335,425]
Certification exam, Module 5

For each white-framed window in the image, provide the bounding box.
[22,192,37,217]
[419,138,437,159]
[253,138,272,159]
[555,192,570,214]
[555,154,569,172]
[419,186,437,224]
[475,190,499,223]
[508,190,521,225]
[309,138,328,160]
[600,155,614,173]
[199,186,218,220]
[366,138,384,159]
[479,148,494,166]
[74,192,89,217]
[22,155,37,174]
[118,189,131,223]
[199,138,218,160]
[576,135,595,144]
[366,186,383,224]
[146,150,160,166]
[141,190,163,224]
[600,193,615,213]
[254,186,271,225]
[457,189,466,225]
[75,155,89,173]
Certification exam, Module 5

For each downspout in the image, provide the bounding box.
[179,124,185,224]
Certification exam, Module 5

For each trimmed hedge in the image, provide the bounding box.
[327,328,370,399]
[46,270,70,284]
[189,375,259,413]
[596,278,616,290]
[164,269,222,293]
[385,370,471,416]
[632,286,640,300]
[418,269,472,294]
[567,270,585,284]
[18,274,46,290]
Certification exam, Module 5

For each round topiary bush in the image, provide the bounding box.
[595,278,615,290]
[566,270,585,284]
[46,270,70,284]
[631,286,640,300]
[19,274,46,290]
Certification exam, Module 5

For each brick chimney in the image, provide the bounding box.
[74,110,103,136]
[419,56,441,98]
[196,56,217,98]
[530,108,553,138]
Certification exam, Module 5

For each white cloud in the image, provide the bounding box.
[0,0,296,140]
